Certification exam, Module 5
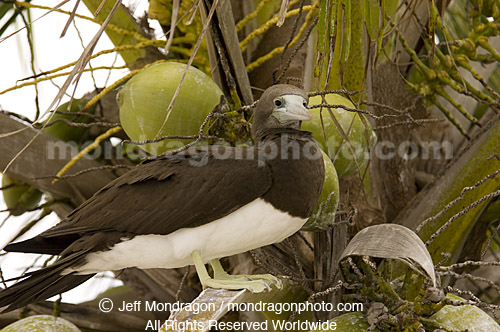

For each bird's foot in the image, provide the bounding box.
[190,251,282,293]
[210,259,282,291]
[203,275,281,293]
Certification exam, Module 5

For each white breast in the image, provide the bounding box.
[67,198,306,274]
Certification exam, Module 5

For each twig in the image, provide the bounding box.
[35,118,120,129]
[175,266,190,302]
[2,0,122,174]
[275,14,318,84]
[435,252,451,269]
[439,270,500,294]
[275,0,306,83]
[277,0,290,27]
[296,232,313,252]
[155,0,219,141]
[482,222,500,260]
[146,98,225,160]
[308,280,344,302]
[346,257,364,280]
[438,260,500,271]
[0,200,62,214]
[308,89,362,97]
[426,189,500,246]
[0,267,7,288]
[373,119,442,130]
[445,286,481,303]
[52,126,122,184]
[417,163,500,233]
[0,110,33,124]
[124,135,220,146]
[285,281,343,330]
[34,165,133,181]
[0,183,16,191]
[238,100,258,112]
[285,237,312,293]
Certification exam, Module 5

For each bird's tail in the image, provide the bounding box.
[0,254,94,313]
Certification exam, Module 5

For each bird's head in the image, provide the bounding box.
[252,84,311,140]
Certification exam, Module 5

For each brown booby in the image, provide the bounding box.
[0,84,324,312]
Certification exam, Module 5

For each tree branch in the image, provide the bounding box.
[0,113,116,206]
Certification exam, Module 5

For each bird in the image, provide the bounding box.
[0,84,325,312]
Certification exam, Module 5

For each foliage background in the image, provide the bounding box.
[0,0,499,331]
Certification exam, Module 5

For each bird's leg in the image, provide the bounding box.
[191,250,212,285]
[190,251,282,293]
[209,258,233,279]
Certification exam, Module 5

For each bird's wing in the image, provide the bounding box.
[42,147,272,238]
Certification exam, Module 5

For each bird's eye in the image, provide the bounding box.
[303,101,307,107]
[274,99,282,107]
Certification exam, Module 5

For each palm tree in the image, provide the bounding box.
[0,0,499,330]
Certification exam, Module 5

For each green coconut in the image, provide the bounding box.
[43,98,94,143]
[302,94,376,177]
[2,174,42,216]
[302,150,340,231]
[428,294,500,332]
[0,315,81,332]
[310,312,370,332]
[117,62,223,155]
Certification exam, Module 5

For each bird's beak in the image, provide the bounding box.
[273,95,312,124]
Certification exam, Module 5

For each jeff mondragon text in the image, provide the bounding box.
[118,300,363,315]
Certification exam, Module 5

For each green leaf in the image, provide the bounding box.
[340,224,436,287]
[341,0,364,97]
[317,0,328,56]
[473,63,500,119]
[395,117,500,266]
[0,4,21,38]
[82,0,153,68]
[0,2,13,20]
[442,0,471,39]
[342,0,352,66]
[362,0,376,40]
